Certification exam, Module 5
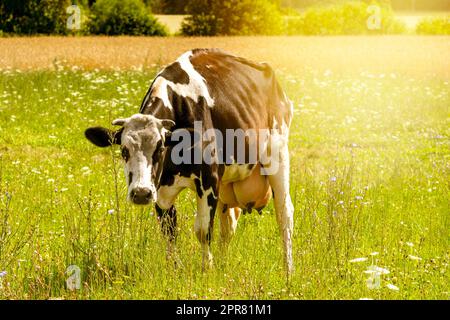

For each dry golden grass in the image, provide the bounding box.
[1,36,449,77]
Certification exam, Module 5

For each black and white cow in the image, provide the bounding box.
[85,49,294,273]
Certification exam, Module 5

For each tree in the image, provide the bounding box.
[181,0,283,36]
[88,0,167,36]
[0,0,72,35]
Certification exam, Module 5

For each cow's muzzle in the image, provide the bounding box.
[131,187,153,205]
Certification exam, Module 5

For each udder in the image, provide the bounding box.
[218,164,272,213]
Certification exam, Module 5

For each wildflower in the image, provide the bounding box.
[0,271,6,277]
[364,266,390,275]
[349,257,368,263]
[366,275,380,290]
[406,242,414,247]
[108,209,115,215]
[386,284,399,291]
[330,176,337,182]
[81,166,91,176]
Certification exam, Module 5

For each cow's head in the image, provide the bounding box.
[85,114,175,205]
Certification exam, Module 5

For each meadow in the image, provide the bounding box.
[0,36,448,299]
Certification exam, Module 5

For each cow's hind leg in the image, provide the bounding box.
[267,143,294,275]
[220,205,241,246]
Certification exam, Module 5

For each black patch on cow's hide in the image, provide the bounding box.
[152,140,163,164]
[194,178,203,198]
[160,62,190,85]
[122,146,130,162]
[128,172,133,186]
[156,204,177,241]
[207,192,216,210]
[207,192,217,221]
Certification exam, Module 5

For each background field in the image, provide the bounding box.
[0,36,448,299]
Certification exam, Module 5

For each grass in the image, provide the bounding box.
[0,36,448,299]
[1,36,449,78]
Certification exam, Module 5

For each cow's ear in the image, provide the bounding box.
[85,127,122,147]
[160,119,175,131]
[112,118,127,126]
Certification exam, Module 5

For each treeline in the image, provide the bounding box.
[0,0,448,36]
[0,0,168,35]
[280,0,450,11]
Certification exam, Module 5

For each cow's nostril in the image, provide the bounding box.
[131,187,152,204]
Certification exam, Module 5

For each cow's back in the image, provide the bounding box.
[141,49,292,134]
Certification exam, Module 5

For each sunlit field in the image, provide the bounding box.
[0,36,448,299]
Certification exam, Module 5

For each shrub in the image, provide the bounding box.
[416,16,450,35]
[181,0,283,36]
[88,0,167,36]
[0,0,73,35]
[181,13,219,36]
[286,1,405,35]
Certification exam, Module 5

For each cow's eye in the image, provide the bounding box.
[121,147,130,162]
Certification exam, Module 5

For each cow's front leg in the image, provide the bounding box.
[156,182,185,264]
[155,204,177,259]
[195,187,218,270]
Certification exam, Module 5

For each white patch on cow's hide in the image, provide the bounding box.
[221,163,253,184]
[157,174,197,209]
[194,186,214,268]
[149,51,215,111]
[173,51,215,108]
[125,150,157,202]
[150,77,172,109]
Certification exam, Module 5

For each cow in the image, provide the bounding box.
[84,49,294,273]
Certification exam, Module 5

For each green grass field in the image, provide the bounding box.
[0,39,448,300]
